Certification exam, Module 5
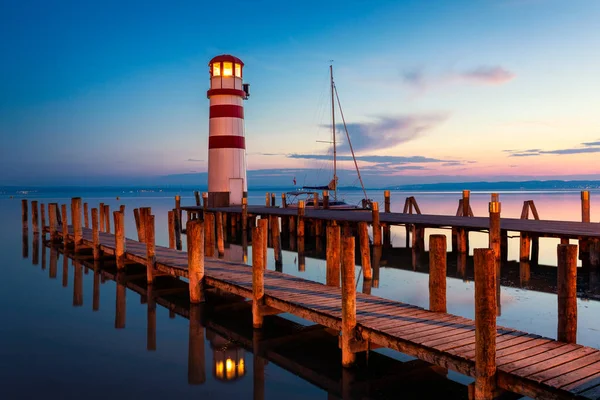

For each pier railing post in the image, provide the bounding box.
[114,210,125,269]
[72,197,82,252]
[252,221,266,328]
[358,221,372,280]
[145,214,156,284]
[372,201,381,247]
[22,199,28,232]
[168,210,175,249]
[216,211,225,257]
[429,235,447,313]
[473,248,497,399]
[61,204,69,246]
[31,200,39,234]
[83,202,89,228]
[557,244,577,343]
[187,219,205,303]
[341,230,357,368]
[326,225,341,287]
[92,208,100,260]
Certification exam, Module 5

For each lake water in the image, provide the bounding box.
[1,188,599,399]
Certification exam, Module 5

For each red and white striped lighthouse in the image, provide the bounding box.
[207,54,249,207]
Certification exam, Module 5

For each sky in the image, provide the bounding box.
[1,0,600,186]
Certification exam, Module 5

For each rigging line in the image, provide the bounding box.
[333,83,369,202]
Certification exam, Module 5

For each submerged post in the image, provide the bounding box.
[252,222,266,328]
[372,201,381,247]
[557,244,577,343]
[358,222,372,280]
[326,225,341,287]
[187,219,205,303]
[22,199,28,231]
[473,248,497,399]
[341,230,357,368]
[92,208,100,260]
[429,235,447,313]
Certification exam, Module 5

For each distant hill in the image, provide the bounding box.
[386,180,600,191]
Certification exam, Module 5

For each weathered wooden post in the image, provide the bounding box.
[187,219,205,303]
[40,203,46,233]
[252,222,266,328]
[30,200,39,234]
[580,191,591,266]
[204,212,215,257]
[297,200,305,237]
[582,190,590,223]
[323,190,329,209]
[83,202,89,228]
[173,208,182,251]
[103,204,110,234]
[56,204,62,226]
[22,199,28,231]
[271,215,282,269]
[358,222,372,280]
[168,210,175,249]
[473,248,497,399]
[49,203,58,242]
[133,208,141,241]
[372,201,381,247]
[61,204,69,246]
[489,200,501,275]
[145,214,156,284]
[462,190,470,217]
[313,192,319,209]
[114,211,125,269]
[174,194,181,227]
[281,193,287,208]
[429,235,447,313]
[271,193,276,207]
[265,192,270,207]
[557,244,577,343]
[99,202,105,232]
[194,191,201,206]
[341,230,357,367]
[326,225,341,287]
[202,192,208,211]
[72,197,82,252]
[216,211,225,257]
[92,208,100,260]
[242,197,248,231]
[383,190,391,247]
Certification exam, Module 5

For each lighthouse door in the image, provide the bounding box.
[229,178,243,205]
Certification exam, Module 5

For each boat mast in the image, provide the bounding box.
[330,64,337,201]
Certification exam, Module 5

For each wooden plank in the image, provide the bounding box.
[526,352,600,383]
[509,347,596,377]
[546,363,600,390]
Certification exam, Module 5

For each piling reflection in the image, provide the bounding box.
[62,254,68,287]
[49,247,57,278]
[73,259,83,306]
[93,262,100,311]
[147,285,156,351]
[115,273,126,329]
[22,230,28,259]
[32,234,39,265]
[188,304,206,384]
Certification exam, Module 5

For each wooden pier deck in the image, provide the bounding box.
[50,224,600,400]
[184,205,600,239]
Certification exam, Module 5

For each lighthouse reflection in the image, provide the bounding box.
[208,331,246,381]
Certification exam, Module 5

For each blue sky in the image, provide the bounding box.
[1,0,600,186]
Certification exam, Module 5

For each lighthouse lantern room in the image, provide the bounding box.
[207,54,249,207]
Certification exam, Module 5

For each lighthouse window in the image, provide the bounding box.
[223,62,233,76]
[213,63,221,76]
[235,63,241,77]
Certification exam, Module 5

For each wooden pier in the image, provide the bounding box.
[22,196,600,399]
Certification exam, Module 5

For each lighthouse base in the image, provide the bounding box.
[208,192,230,208]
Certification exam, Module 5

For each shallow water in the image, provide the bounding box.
[1,188,599,399]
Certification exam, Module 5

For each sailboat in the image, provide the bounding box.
[286,64,371,210]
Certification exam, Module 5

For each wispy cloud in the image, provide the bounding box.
[186,158,204,162]
[402,65,516,90]
[506,140,600,157]
[328,114,448,153]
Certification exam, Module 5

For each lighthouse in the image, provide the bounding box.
[207,54,250,207]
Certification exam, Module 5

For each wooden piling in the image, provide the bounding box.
[168,210,175,249]
[145,214,156,284]
[462,190,470,217]
[242,197,248,231]
[83,202,89,228]
[429,235,447,313]
[40,203,46,234]
[103,204,110,234]
[114,211,125,269]
[216,211,225,257]
[72,197,82,252]
[175,194,181,227]
[56,204,62,226]
[384,190,391,212]
[31,200,39,234]
[323,190,329,209]
[252,222,266,328]
[520,233,531,263]
[21,199,28,231]
[489,200,501,275]
[265,192,270,207]
[297,200,305,237]
[134,208,142,242]
[458,229,467,254]
[557,244,577,343]
[174,208,182,251]
[187,219,205,303]
[358,222,372,280]
[194,190,201,206]
[49,203,58,242]
[313,192,319,209]
[61,204,68,246]
[271,215,282,268]
[202,192,208,211]
[326,225,341,287]
[281,193,287,208]
[341,231,357,368]
[271,193,276,207]
[581,190,590,223]
[473,248,497,399]
[92,208,100,260]
[204,212,215,257]
[99,202,105,232]
[372,201,381,247]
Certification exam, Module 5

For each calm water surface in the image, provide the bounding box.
[1,188,599,399]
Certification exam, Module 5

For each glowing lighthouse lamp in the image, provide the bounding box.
[207,54,250,207]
